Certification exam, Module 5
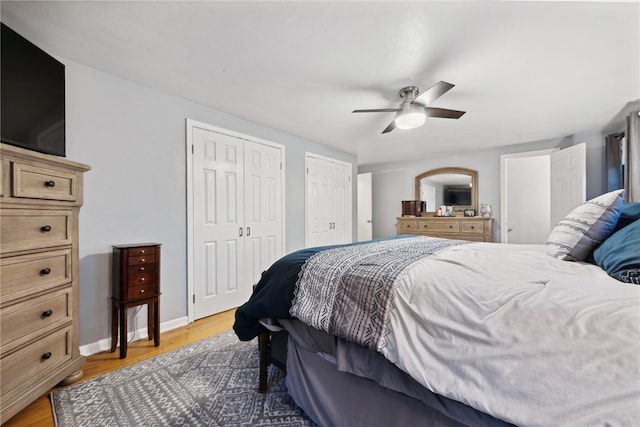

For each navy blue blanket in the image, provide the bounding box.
[233,236,410,341]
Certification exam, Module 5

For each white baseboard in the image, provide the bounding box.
[79,316,190,357]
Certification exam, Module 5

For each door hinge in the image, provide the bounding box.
[191,145,194,154]
[193,294,195,304]
[280,162,283,170]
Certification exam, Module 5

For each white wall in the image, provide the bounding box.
[359,128,623,242]
[64,61,356,348]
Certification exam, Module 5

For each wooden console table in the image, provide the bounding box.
[397,216,493,242]
[111,243,161,358]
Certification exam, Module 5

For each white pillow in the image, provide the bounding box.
[546,189,624,261]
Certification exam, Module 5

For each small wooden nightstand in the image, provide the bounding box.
[111,243,161,359]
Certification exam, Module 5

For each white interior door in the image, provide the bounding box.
[192,127,246,319]
[550,143,586,227]
[357,173,373,241]
[501,144,586,244]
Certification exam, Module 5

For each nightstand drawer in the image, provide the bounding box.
[0,209,72,253]
[127,283,157,299]
[1,288,71,348]
[13,163,78,202]
[1,326,72,397]
[0,249,72,302]
[419,220,460,233]
[461,221,484,234]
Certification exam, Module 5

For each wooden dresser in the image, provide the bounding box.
[111,243,161,359]
[397,216,493,242]
[0,143,90,422]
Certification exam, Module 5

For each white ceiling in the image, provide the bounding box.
[2,1,638,165]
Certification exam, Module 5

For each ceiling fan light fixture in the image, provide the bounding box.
[395,110,426,129]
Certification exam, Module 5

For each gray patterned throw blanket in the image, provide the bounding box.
[290,236,466,349]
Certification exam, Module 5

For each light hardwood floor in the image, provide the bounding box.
[4,309,236,427]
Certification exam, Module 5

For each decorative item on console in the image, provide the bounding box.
[436,205,454,217]
[480,203,492,218]
[402,200,426,217]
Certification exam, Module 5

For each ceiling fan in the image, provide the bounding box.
[352,81,465,134]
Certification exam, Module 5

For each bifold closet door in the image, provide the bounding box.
[191,127,283,319]
[306,154,352,248]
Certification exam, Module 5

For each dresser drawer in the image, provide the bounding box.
[0,249,72,302]
[419,220,460,233]
[461,221,485,234]
[12,162,78,202]
[1,326,72,397]
[127,283,157,299]
[398,220,418,232]
[1,288,71,348]
[0,209,72,254]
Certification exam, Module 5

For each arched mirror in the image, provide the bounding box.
[415,167,478,215]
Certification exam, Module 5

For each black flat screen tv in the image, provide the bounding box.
[443,186,472,205]
[1,22,66,157]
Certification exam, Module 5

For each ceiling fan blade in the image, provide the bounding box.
[352,108,400,113]
[414,81,455,105]
[423,107,466,119]
[382,120,396,134]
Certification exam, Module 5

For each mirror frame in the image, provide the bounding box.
[415,167,478,214]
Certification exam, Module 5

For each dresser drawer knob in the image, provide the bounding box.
[140,277,145,282]
[40,268,51,275]
[470,226,475,229]
[449,225,453,229]
[140,258,146,263]
[42,309,53,317]
[44,180,56,187]
[140,289,145,293]
[41,352,52,360]
[40,225,52,232]
[139,266,146,271]
[140,249,145,254]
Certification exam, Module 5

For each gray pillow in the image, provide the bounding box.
[546,189,624,261]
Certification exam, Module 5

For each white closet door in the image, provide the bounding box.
[244,141,283,287]
[306,154,352,247]
[192,128,246,319]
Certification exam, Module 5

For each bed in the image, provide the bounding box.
[233,191,640,427]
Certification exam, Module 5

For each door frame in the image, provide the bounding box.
[500,148,557,243]
[185,119,286,323]
[357,172,373,241]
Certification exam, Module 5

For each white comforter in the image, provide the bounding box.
[382,243,640,426]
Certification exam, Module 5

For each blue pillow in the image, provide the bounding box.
[614,202,640,232]
[593,219,640,284]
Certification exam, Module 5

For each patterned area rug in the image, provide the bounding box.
[51,331,316,426]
